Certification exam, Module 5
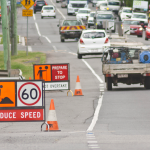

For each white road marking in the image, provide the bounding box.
[42,35,52,43]
[22,37,25,46]
[82,59,104,83]
[53,45,58,52]
[35,22,41,36]
[87,95,103,132]
[33,14,36,21]
[88,141,98,143]
[88,144,99,146]
[28,46,32,52]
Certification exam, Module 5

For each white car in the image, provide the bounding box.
[96,0,107,7]
[41,5,56,19]
[131,13,148,24]
[99,2,108,10]
[118,7,132,21]
[87,11,95,28]
[76,8,91,21]
[77,29,110,59]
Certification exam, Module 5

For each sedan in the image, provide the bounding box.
[77,29,110,59]
[122,19,143,37]
[61,0,67,8]
[41,5,56,18]
[76,8,91,21]
[34,0,47,14]
[145,24,150,40]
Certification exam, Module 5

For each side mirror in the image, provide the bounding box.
[57,24,59,27]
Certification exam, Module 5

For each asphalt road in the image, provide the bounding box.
[0,1,150,150]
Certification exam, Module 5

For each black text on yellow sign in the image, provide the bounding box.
[22,9,33,17]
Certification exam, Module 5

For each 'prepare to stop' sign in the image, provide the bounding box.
[52,64,68,81]
[17,81,43,107]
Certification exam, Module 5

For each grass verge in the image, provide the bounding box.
[0,51,46,79]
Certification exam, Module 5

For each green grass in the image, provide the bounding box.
[0,51,46,79]
[0,35,20,44]
[16,4,22,8]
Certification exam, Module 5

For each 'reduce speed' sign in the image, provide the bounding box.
[0,80,45,122]
[33,63,70,90]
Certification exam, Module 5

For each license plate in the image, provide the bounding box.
[91,49,98,52]
[70,32,75,34]
[117,74,128,78]
[130,30,135,33]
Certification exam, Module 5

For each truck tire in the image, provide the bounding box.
[88,24,90,28]
[77,54,82,59]
[61,35,65,42]
[137,35,142,38]
[145,37,148,40]
[107,77,112,91]
[144,77,150,89]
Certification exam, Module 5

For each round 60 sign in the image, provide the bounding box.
[17,81,43,106]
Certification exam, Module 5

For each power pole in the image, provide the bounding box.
[11,0,18,56]
[1,0,11,70]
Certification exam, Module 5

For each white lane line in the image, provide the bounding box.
[53,45,58,52]
[33,14,36,21]
[42,35,52,43]
[35,22,41,36]
[82,59,103,83]
[89,147,100,149]
[87,95,103,132]
[88,144,99,146]
[50,0,66,19]
[88,141,98,143]
[28,46,32,52]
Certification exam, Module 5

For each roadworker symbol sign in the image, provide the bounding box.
[21,0,34,9]
[34,65,51,81]
[0,82,15,107]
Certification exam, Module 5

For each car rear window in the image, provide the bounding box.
[132,14,146,19]
[37,1,45,4]
[123,9,132,13]
[100,3,107,6]
[63,20,82,26]
[108,1,120,5]
[78,10,90,14]
[123,20,140,25]
[44,7,54,10]
[83,32,105,38]
[97,14,113,19]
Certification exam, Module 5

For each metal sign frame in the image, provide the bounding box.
[0,80,45,122]
[33,63,70,91]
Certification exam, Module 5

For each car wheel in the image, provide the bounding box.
[34,10,36,14]
[61,35,65,42]
[77,54,82,59]
[88,24,90,28]
[106,77,112,91]
[144,77,150,89]
[112,30,115,33]
[54,16,56,18]
[41,16,43,19]
[56,1,59,3]
[145,36,148,40]
[137,35,142,37]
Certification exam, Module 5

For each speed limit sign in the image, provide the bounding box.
[17,81,43,106]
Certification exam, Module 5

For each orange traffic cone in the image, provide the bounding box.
[74,75,83,96]
[46,99,60,131]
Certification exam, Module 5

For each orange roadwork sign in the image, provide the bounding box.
[0,82,15,107]
[22,9,33,17]
[34,65,51,81]
[21,0,34,10]
[60,25,86,31]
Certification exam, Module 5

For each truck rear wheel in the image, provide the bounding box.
[144,77,150,89]
[61,35,65,42]
[78,54,82,59]
[107,77,112,91]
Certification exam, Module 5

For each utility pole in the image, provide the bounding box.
[1,0,11,70]
[11,0,17,56]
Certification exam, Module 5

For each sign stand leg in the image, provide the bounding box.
[26,16,28,56]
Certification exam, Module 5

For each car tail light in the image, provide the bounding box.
[143,73,150,76]
[41,10,43,13]
[106,74,114,77]
[105,38,109,43]
[34,2,36,6]
[61,31,65,33]
[80,39,84,44]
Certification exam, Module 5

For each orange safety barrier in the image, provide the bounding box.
[60,25,86,31]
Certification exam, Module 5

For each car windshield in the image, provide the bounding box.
[83,32,105,38]
[63,20,82,26]
[100,3,107,6]
[37,1,45,4]
[78,10,90,13]
[132,14,146,19]
[43,7,54,10]
[97,14,113,19]
[90,13,95,17]
[123,9,132,13]
[108,1,120,5]
[123,20,140,25]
